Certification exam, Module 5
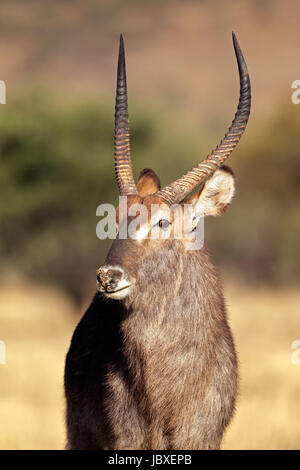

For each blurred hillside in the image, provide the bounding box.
[0,92,300,302]
[0,0,299,302]
[0,91,201,301]
[0,0,298,295]
[1,0,299,124]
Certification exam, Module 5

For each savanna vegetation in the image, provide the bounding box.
[0,92,299,303]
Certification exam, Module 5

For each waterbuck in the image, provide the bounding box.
[64,32,251,450]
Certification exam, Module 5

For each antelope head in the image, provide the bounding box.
[97,34,251,300]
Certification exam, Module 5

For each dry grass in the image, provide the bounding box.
[0,280,299,449]
[0,282,76,450]
[223,282,300,450]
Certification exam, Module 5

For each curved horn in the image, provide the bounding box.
[114,34,137,195]
[157,32,251,205]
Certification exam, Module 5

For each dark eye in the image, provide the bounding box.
[158,219,170,230]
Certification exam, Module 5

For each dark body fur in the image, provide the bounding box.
[64,244,238,450]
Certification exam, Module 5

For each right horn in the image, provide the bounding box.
[156,32,251,205]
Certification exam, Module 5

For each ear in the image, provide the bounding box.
[137,168,161,197]
[186,166,235,221]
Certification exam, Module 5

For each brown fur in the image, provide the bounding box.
[136,168,161,196]
[64,168,238,450]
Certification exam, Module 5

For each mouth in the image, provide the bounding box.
[97,282,132,300]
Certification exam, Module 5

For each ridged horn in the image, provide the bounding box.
[156,32,251,205]
[114,34,137,195]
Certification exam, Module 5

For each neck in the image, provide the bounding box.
[122,245,225,349]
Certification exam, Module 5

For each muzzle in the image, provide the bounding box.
[96,266,132,300]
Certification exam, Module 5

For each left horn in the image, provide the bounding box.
[156,32,251,205]
[114,34,137,195]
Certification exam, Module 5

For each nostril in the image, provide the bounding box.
[108,279,117,290]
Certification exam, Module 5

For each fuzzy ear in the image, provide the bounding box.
[186,166,235,219]
[137,168,161,196]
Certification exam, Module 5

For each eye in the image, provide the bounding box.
[157,219,170,230]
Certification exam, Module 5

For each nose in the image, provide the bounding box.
[96,267,123,292]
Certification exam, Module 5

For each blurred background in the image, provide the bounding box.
[0,0,300,449]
